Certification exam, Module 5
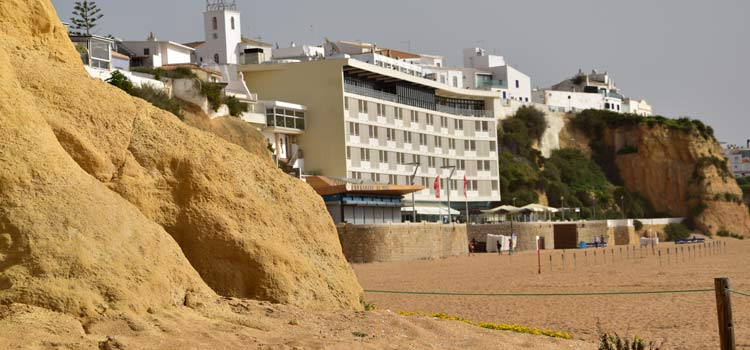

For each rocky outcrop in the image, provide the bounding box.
[0,0,363,319]
[603,124,750,236]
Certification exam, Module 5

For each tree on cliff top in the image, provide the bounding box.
[70,1,103,36]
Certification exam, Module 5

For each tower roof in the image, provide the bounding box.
[206,0,237,11]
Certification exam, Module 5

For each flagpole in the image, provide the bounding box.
[464,175,469,224]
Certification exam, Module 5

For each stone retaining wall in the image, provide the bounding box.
[336,223,467,263]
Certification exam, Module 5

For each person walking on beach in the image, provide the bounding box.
[496,239,502,255]
[469,238,477,256]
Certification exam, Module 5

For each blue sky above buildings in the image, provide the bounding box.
[51,0,750,145]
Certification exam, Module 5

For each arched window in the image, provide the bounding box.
[212,17,218,30]
[213,54,220,64]
[231,17,235,30]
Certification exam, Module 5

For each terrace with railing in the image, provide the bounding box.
[344,78,494,118]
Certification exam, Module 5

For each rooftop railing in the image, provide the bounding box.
[344,82,494,118]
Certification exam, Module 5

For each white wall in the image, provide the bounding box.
[542,90,604,112]
[491,65,531,102]
[164,44,193,66]
[84,66,167,92]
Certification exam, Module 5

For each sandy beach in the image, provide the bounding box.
[354,239,750,349]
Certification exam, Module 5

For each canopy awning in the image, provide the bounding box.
[520,203,559,213]
[481,205,521,214]
[401,205,460,216]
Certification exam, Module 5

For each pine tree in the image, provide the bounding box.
[69,1,103,36]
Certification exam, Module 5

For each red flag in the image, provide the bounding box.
[463,175,468,197]
[434,176,441,199]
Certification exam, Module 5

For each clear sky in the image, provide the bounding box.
[51,0,750,145]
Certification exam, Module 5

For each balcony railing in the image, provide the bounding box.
[476,80,507,90]
[344,82,493,118]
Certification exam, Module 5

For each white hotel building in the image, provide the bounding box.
[241,57,502,213]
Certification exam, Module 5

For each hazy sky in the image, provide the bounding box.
[51,0,749,145]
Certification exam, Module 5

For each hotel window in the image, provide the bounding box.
[490,141,496,151]
[346,147,351,160]
[374,173,381,182]
[468,180,478,191]
[464,140,476,151]
[231,17,235,30]
[515,80,520,88]
[435,137,442,148]
[212,17,218,30]
[379,150,388,163]
[397,153,405,165]
[454,119,463,130]
[456,159,465,170]
[376,103,384,116]
[368,125,379,138]
[478,160,490,171]
[404,131,412,144]
[144,48,150,55]
[482,121,489,132]
[358,100,368,113]
[396,108,403,120]
[428,157,436,168]
[440,117,448,128]
[386,128,395,141]
[475,121,482,132]
[492,181,498,191]
[349,122,360,136]
[453,76,458,87]
[426,114,434,126]
[388,174,397,185]
[360,148,371,162]
[448,139,456,150]
[419,134,427,146]
[410,110,418,124]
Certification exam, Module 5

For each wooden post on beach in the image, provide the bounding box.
[603,249,606,265]
[573,252,577,270]
[658,250,662,267]
[562,252,565,271]
[593,250,597,264]
[682,246,685,263]
[549,254,553,272]
[619,247,622,260]
[714,277,736,350]
[584,250,588,265]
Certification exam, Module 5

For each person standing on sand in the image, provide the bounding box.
[497,239,502,255]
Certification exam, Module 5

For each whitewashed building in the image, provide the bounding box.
[534,70,653,115]
[121,33,194,69]
[725,142,750,178]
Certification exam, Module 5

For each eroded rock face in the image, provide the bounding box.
[610,125,750,237]
[0,0,363,316]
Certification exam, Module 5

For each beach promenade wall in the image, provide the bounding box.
[467,222,555,251]
[336,223,468,263]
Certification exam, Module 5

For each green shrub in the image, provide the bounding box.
[200,82,224,111]
[133,85,183,118]
[717,230,745,240]
[224,96,248,117]
[105,71,134,95]
[598,333,661,350]
[633,220,643,231]
[664,223,691,241]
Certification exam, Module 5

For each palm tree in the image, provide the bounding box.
[69,1,103,36]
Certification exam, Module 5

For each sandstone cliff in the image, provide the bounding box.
[0,0,362,319]
[560,117,750,237]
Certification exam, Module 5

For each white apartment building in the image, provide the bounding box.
[725,143,750,178]
[121,33,194,69]
[241,58,503,212]
[535,69,653,115]
[463,48,532,102]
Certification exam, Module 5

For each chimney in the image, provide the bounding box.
[746,139,749,148]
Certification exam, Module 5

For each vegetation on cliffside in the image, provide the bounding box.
[496,107,652,219]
